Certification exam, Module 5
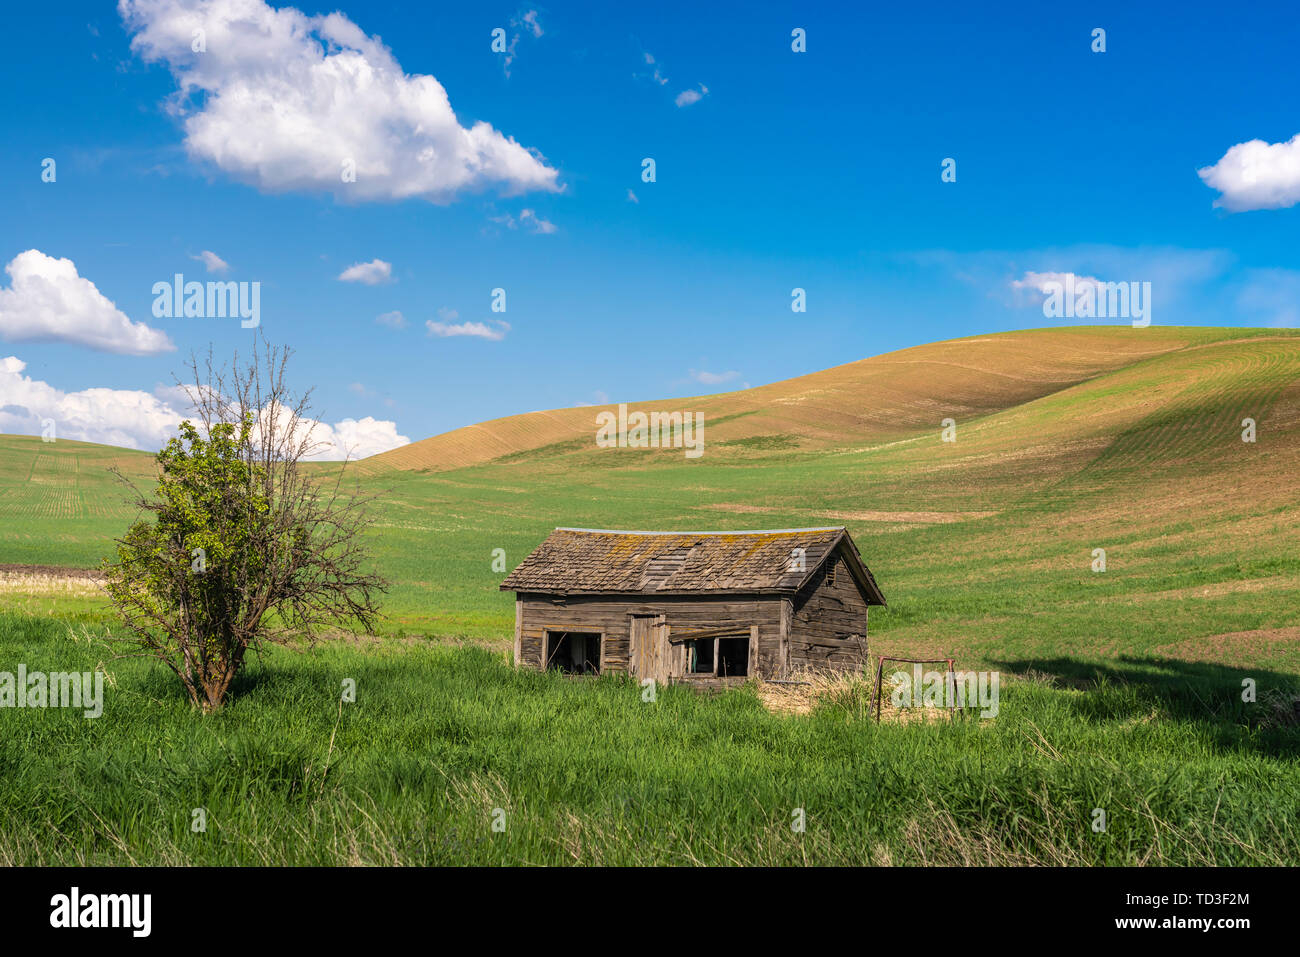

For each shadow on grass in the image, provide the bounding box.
[992,654,1300,758]
[127,657,288,710]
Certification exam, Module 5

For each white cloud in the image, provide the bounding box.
[338,259,392,284]
[519,209,556,234]
[690,368,740,385]
[0,354,408,458]
[0,249,174,355]
[244,397,411,460]
[120,0,561,202]
[642,51,668,86]
[490,209,557,234]
[675,84,708,107]
[910,245,1236,327]
[517,9,543,38]
[191,249,229,273]
[311,416,409,459]
[426,319,510,340]
[375,310,406,328]
[1009,270,1103,297]
[502,8,543,77]
[253,399,407,460]
[1199,134,1300,212]
[0,355,182,448]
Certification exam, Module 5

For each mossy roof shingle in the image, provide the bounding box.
[500,526,885,603]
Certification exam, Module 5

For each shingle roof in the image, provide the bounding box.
[499,527,886,603]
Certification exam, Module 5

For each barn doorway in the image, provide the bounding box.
[545,631,601,674]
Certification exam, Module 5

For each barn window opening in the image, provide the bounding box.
[685,634,750,677]
[717,636,750,677]
[825,563,836,587]
[688,638,715,674]
[546,631,601,674]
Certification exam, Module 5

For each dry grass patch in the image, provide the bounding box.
[755,668,870,716]
[756,667,959,724]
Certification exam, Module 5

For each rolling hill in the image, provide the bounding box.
[2,324,1298,672]
[362,325,1294,473]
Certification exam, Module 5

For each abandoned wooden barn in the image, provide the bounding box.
[499,527,886,684]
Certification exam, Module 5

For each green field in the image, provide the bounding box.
[3,611,1298,865]
[2,325,1298,864]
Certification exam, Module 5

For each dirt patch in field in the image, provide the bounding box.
[699,506,1000,525]
[1152,626,1300,664]
[824,510,997,524]
[0,564,100,579]
[0,565,104,598]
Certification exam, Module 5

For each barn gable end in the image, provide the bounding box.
[788,547,873,671]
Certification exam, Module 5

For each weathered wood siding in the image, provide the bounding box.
[516,593,784,677]
[788,551,870,671]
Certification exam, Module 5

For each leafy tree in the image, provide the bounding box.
[104,341,385,712]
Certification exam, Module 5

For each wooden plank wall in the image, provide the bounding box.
[788,553,871,671]
[516,593,784,676]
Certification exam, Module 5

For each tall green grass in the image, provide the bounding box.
[2,612,1297,865]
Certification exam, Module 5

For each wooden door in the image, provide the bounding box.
[629,615,668,684]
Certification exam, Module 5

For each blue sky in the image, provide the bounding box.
[2,0,1299,455]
